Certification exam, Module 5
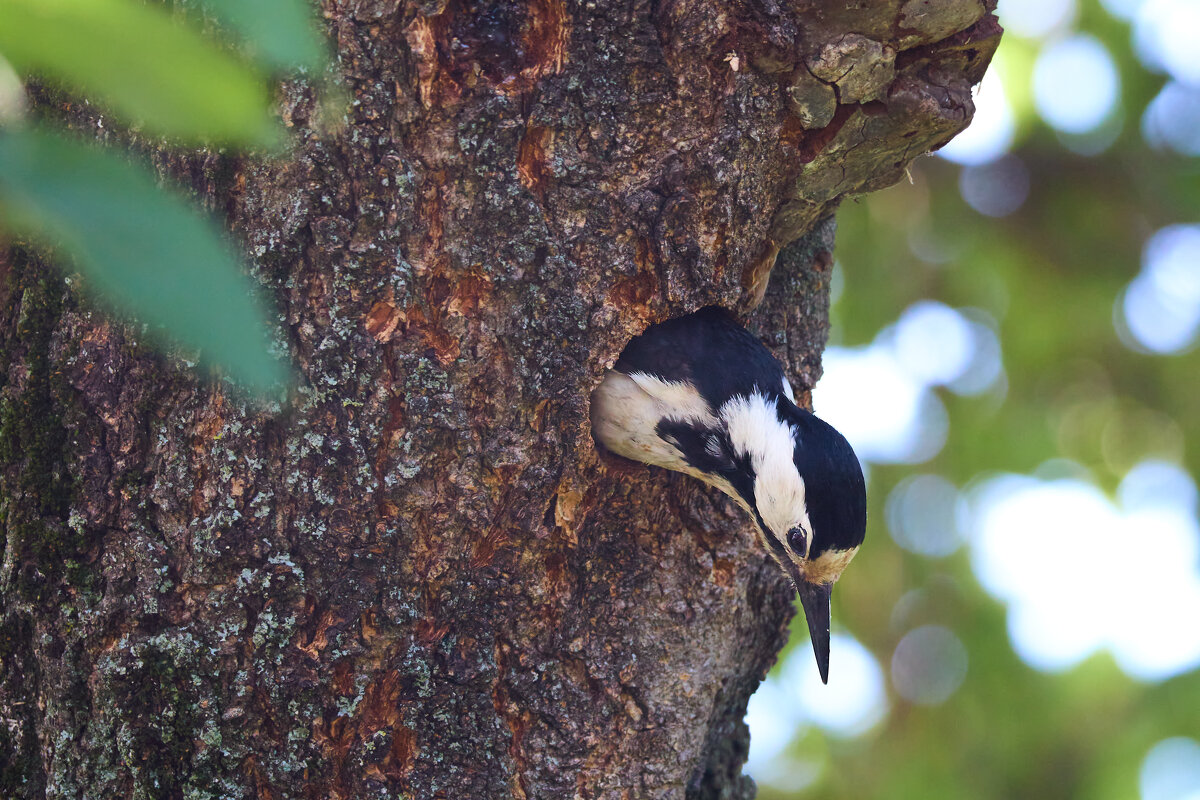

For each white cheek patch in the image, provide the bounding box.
[721,392,807,539]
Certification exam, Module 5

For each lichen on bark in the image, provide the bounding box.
[0,1,998,797]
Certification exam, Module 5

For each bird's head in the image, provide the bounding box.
[595,363,866,682]
[717,393,867,683]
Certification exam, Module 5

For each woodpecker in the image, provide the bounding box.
[591,306,866,683]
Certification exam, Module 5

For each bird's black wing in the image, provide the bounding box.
[615,306,788,408]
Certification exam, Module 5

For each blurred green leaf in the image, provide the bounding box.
[0,128,288,394]
[0,0,278,145]
[197,0,328,72]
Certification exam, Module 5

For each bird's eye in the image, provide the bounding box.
[787,526,809,556]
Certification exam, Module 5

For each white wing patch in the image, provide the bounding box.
[591,370,747,508]
[782,377,795,403]
[721,392,809,542]
[626,372,718,426]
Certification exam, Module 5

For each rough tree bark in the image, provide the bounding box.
[0,1,998,797]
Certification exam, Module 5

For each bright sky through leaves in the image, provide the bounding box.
[970,462,1200,680]
[1033,35,1120,134]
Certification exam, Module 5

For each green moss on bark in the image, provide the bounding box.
[0,247,83,600]
[0,615,45,798]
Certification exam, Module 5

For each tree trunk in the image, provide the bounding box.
[0,1,998,797]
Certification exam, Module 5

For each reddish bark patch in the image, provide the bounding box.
[242,755,277,800]
[813,248,833,273]
[403,15,459,109]
[365,292,405,343]
[470,525,512,569]
[711,557,736,589]
[415,175,448,276]
[415,617,451,646]
[364,725,417,783]
[313,668,419,794]
[298,607,344,659]
[445,272,493,317]
[543,549,572,600]
[405,0,570,106]
[520,0,570,88]
[607,271,657,309]
[331,658,356,697]
[401,305,461,365]
[379,393,407,453]
[359,669,404,733]
[554,485,583,530]
[517,124,553,202]
[437,0,569,93]
[310,715,355,790]
[605,237,660,317]
[492,642,532,799]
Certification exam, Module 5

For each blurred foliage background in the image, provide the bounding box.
[749,0,1200,798]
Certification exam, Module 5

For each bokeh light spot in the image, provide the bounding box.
[817,301,1005,464]
[997,0,1076,38]
[746,633,888,782]
[815,345,947,464]
[1141,738,1200,800]
[907,225,961,265]
[782,633,889,737]
[1120,460,1199,513]
[1144,226,1200,305]
[1100,0,1146,20]
[744,679,805,772]
[1134,0,1200,84]
[893,301,975,386]
[1119,225,1200,354]
[1033,35,1120,134]
[887,474,964,557]
[1143,82,1200,156]
[949,315,1006,396]
[959,156,1031,217]
[891,625,969,705]
[1120,275,1200,353]
[0,55,25,123]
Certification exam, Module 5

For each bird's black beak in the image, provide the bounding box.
[794,579,833,684]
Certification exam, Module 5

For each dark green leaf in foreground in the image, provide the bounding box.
[0,128,288,394]
[197,0,329,73]
[0,0,279,146]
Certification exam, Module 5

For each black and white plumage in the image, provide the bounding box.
[591,306,866,683]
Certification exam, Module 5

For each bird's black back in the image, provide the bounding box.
[614,307,788,409]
